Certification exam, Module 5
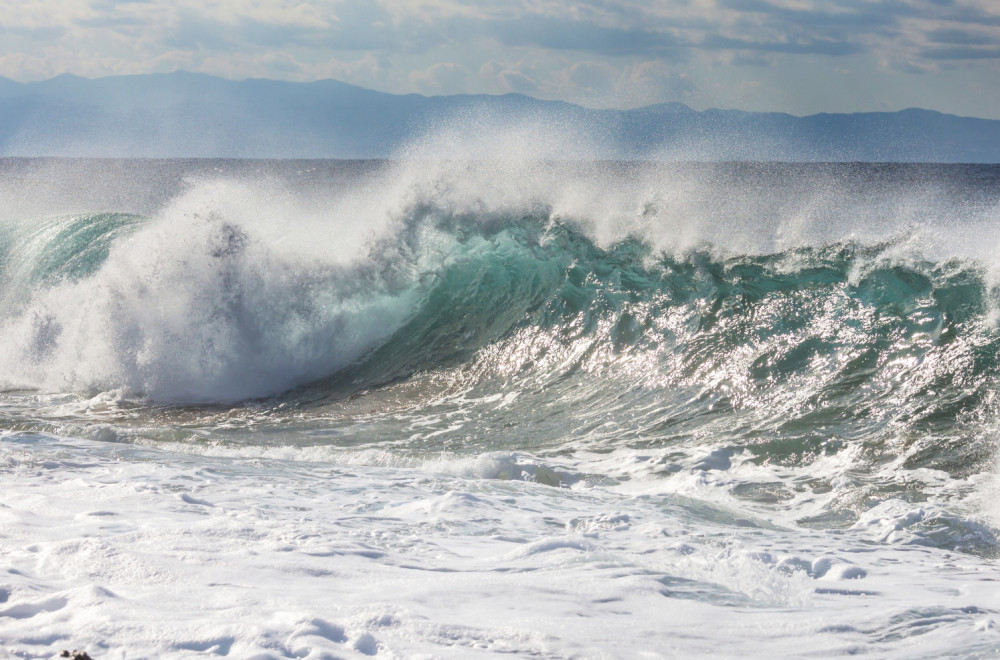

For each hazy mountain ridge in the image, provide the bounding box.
[1,72,999,161]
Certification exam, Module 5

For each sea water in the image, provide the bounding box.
[2,153,1000,658]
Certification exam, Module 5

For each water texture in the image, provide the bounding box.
[2,157,1000,658]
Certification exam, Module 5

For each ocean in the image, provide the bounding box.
[2,156,1000,658]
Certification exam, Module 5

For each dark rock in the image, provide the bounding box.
[60,651,94,660]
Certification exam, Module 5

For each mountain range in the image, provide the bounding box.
[2,72,999,162]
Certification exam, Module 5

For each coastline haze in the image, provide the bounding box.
[2,72,1000,161]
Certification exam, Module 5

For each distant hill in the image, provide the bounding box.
[2,72,1000,161]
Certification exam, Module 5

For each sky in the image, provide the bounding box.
[2,0,1000,118]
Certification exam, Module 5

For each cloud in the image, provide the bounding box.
[2,0,1000,116]
[618,60,696,105]
[558,61,618,95]
[163,7,329,51]
[924,27,994,45]
[409,61,468,93]
[715,0,908,29]
[479,60,543,95]
[475,14,683,56]
[543,59,698,107]
[0,24,67,40]
[3,0,997,75]
[699,34,863,57]
[313,54,389,86]
[919,45,1000,60]
[721,51,774,67]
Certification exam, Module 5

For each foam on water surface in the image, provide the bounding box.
[3,432,1000,658]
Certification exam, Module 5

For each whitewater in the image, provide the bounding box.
[3,129,1000,658]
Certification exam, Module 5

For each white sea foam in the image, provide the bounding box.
[3,432,1000,658]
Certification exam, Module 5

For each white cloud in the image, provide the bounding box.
[1,0,1000,115]
[557,60,617,95]
[479,60,544,94]
[617,60,696,106]
[409,61,469,93]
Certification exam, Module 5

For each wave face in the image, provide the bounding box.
[323,210,1000,477]
[2,162,999,407]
